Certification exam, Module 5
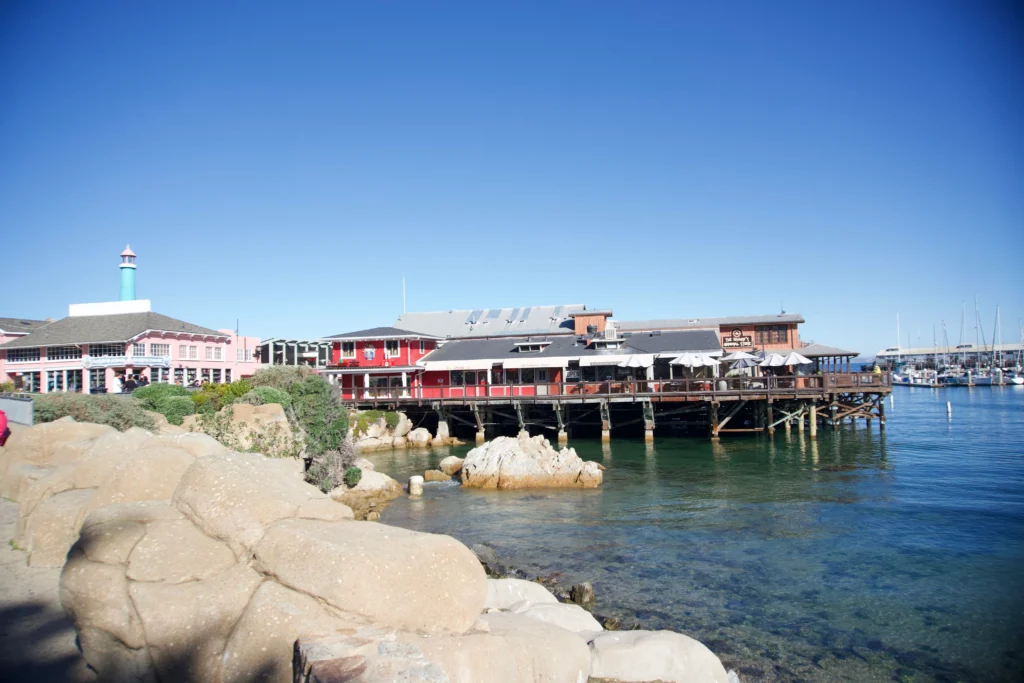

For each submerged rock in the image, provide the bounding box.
[328,468,403,520]
[460,434,603,489]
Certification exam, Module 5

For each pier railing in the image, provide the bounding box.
[341,372,890,402]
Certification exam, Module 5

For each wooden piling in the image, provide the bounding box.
[809,403,818,438]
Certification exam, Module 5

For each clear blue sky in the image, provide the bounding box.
[1,1,1021,355]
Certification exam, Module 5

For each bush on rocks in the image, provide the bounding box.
[352,410,399,436]
[34,394,156,432]
[132,383,190,410]
[306,440,357,493]
[236,386,292,408]
[343,466,362,488]
[153,396,195,426]
[190,379,253,413]
[247,365,318,392]
[248,367,348,457]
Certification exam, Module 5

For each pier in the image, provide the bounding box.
[340,371,892,442]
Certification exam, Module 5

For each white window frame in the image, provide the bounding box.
[205,346,214,361]
[132,342,146,356]
[150,344,170,357]
[179,344,187,359]
[342,342,356,359]
[7,347,40,363]
[89,343,124,357]
[47,345,82,361]
[189,346,198,360]
[385,340,400,358]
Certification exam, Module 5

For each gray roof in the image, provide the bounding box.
[617,313,805,331]
[422,330,722,363]
[394,304,587,339]
[0,312,224,349]
[322,326,437,340]
[0,317,51,335]
[778,343,859,358]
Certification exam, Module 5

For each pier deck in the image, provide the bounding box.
[341,372,892,441]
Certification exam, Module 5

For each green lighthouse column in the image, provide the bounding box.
[119,245,137,301]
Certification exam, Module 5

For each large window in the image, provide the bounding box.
[755,325,789,345]
[179,344,187,359]
[47,345,81,361]
[205,346,214,360]
[132,343,146,356]
[189,346,198,360]
[150,344,170,357]
[88,343,123,357]
[236,348,254,361]
[450,370,464,385]
[214,347,222,361]
[385,340,400,358]
[342,342,355,359]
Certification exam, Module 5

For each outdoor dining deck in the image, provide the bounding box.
[341,371,891,405]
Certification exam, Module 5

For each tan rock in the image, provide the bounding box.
[508,600,603,634]
[587,630,730,683]
[253,518,486,634]
[364,418,387,439]
[172,451,348,555]
[431,422,451,446]
[408,428,432,447]
[77,501,185,566]
[484,578,559,610]
[145,410,187,435]
[22,488,95,567]
[461,434,603,489]
[295,627,447,683]
[328,469,402,521]
[0,462,51,502]
[353,457,375,471]
[392,435,408,448]
[129,562,262,683]
[152,432,229,458]
[438,456,464,476]
[60,548,153,681]
[423,469,451,482]
[405,611,592,683]
[222,581,362,683]
[127,518,237,583]
[393,412,412,437]
[86,445,195,513]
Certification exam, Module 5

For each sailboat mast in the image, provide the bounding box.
[896,312,901,365]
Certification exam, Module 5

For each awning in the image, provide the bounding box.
[421,359,496,371]
[580,354,636,366]
[502,356,574,369]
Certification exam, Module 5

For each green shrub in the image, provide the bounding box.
[132,383,190,410]
[343,466,362,488]
[352,410,399,436]
[289,375,348,455]
[190,380,253,413]
[248,366,318,392]
[305,441,356,493]
[155,396,195,425]
[0,380,15,393]
[34,394,156,432]
[236,386,292,408]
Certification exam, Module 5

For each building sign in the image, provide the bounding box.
[722,328,752,349]
[81,355,172,369]
[363,345,376,360]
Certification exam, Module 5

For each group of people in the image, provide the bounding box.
[116,373,150,393]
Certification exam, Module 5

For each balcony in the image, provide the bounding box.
[81,355,172,369]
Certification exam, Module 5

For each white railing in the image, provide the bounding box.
[81,355,172,368]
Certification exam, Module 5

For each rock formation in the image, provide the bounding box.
[328,469,403,521]
[351,412,461,452]
[439,455,464,476]
[2,417,734,683]
[460,434,603,489]
[184,403,299,458]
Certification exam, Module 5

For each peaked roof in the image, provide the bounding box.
[0,317,51,335]
[0,312,224,349]
[395,304,586,339]
[783,343,859,358]
[322,326,437,340]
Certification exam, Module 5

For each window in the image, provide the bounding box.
[419,340,426,353]
[385,340,400,358]
[47,345,81,361]
[205,346,214,361]
[132,343,145,356]
[189,346,198,360]
[213,347,223,361]
[755,325,789,345]
[89,369,106,390]
[521,368,536,383]
[225,369,232,383]
[236,348,253,362]
[450,370,464,386]
[237,348,243,361]
[150,344,170,357]
[8,347,40,363]
[179,345,187,359]
[89,343,123,357]
[342,342,355,359]
[517,344,544,353]
[212,369,222,383]
[505,369,520,385]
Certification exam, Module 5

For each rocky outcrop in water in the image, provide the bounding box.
[328,468,403,520]
[460,433,603,489]
[352,412,462,452]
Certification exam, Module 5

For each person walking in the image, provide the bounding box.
[0,409,10,447]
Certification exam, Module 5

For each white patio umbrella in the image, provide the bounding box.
[671,353,719,367]
[619,355,648,368]
[720,351,757,362]
[781,351,812,366]
[731,358,760,369]
[758,353,787,367]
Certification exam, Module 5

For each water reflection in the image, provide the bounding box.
[371,389,1024,682]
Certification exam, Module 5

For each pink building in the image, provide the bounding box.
[0,247,260,393]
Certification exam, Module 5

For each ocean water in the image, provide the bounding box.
[371,387,1024,682]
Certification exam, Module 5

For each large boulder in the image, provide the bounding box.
[484,578,559,610]
[21,488,95,566]
[423,469,451,482]
[432,422,451,446]
[587,630,731,683]
[253,518,486,634]
[172,451,353,555]
[461,434,603,489]
[328,468,402,520]
[0,418,113,499]
[393,412,412,437]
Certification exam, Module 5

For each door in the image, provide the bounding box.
[465,371,478,397]
[535,369,550,396]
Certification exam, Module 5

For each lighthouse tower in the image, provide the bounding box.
[119,245,137,301]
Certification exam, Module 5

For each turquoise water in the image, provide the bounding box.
[371,388,1024,682]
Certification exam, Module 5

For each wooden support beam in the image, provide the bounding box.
[717,400,747,430]
[710,400,719,440]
